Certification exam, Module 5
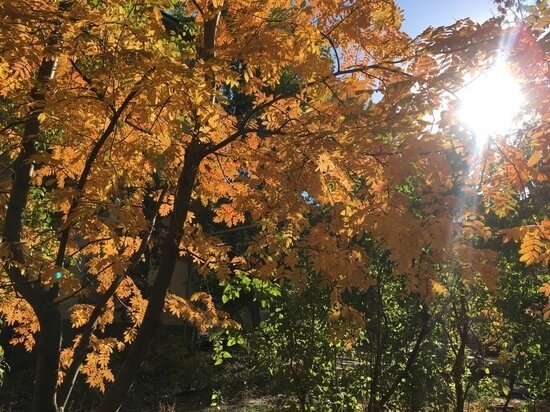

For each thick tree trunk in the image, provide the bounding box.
[2,3,74,409]
[32,308,63,412]
[4,137,63,412]
[95,143,203,412]
[2,56,63,412]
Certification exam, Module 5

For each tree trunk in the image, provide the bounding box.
[453,313,468,412]
[93,9,222,410]
[248,299,261,329]
[367,281,383,412]
[502,373,516,411]
[2,2,74,409]
[2,56,63,412]
[379,306,430,409]
[454,365,465,412]
[32,308,63,412]
[95,143,203,412]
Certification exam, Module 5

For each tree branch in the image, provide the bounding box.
[54,68,155,269]
[205,94,288,155]
[57,185,169,409]
[379,306,430,407]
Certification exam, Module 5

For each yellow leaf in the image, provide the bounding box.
[527,151,542,167]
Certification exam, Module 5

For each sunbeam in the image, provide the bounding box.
[457,62,525,148]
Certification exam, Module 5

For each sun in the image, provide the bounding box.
[457,62,525,147]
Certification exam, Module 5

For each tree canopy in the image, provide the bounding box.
[0,0,548,411]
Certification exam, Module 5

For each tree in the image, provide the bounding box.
[0,0,545,411]
[247,274,363,412]
[496,258,550,409]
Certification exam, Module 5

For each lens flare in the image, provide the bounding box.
[458,63,524,147]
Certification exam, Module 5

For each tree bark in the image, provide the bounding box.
[454,343,466,412]
[453,299,468,412]
[502,373,516,411]
[379,306,430,409]
[32,308,63,412]
[95,141,203,412]
[367,280,383,412]
[2,3,75,409]
[2,55,64,412]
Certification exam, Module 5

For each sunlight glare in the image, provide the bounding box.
[457,63,524,147]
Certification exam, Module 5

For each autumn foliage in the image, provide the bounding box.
[0,0,548,411]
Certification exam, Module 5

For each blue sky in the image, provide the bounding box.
[397,0,498,36]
